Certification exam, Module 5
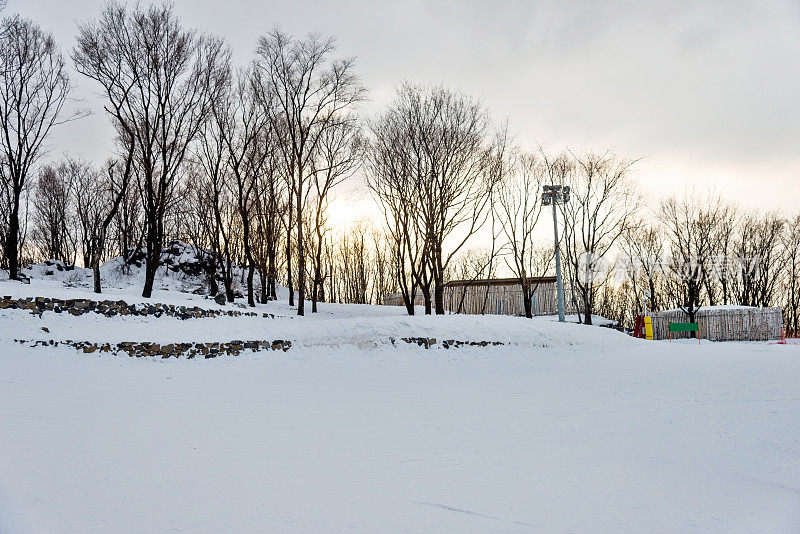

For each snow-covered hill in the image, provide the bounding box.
[14,241,256,300]
[2,242,630,353]
[1,326,799,533]
[1,246,799,533]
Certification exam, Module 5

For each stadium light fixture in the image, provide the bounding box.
[542,185,570,322]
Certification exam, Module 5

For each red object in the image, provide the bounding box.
[769,327,787,345]
[633,315,645,338]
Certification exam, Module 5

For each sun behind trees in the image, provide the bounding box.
[253,29,365,316]
[0,0,798,329]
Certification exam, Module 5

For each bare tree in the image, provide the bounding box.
[620,223,665,314]
[111,164,143,264]
[216,68,271,306]
[94,150,134,292]
[658,192,721,330]
[418,87,506,315]
[31,163,76,265]
[448,246,501,315]
[0,15,76,278]
[559,150,640,325]
[494,149,551,317]
[179,168,218,295]
[370,226,395,306]
[70,151,134,293]
[252,144,286,302]
[193,112,237,301]
[365,104,424,315]
[705,201,739,305]
[253,29,365,315]
[783,213,800,335]
[331,222,373,304]
[371,83,503,315]
[734,210,784,307]
[308,120,360,312]
[65,157,100,267]
[73,1,229,298]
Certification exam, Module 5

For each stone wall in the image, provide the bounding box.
[14,338,292,358]
[398,337,504,349]
[13,337,505,358]
[0,296,274,320]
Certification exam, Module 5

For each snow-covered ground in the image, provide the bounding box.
[1,260,799,533]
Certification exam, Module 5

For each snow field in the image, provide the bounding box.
[1,261,799,532]
[1,327,800,532]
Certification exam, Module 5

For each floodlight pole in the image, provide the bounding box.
[551,197,566,323]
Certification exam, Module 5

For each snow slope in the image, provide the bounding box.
[12,241,259,303]
[1,337,799,533]
[1,264,799,533]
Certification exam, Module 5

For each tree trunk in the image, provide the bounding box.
[688,306,697,338]
[207,252,219,296]
[6,218,19,280]
[241,198,254,306]
[296,175,305,316]
[267,242,277,299]
[244,255,254,304]
[418,262,432,315]
[92,232,103,294]
[142,236,159,299]
[584,297,593,325]
[312,226,323,313]
[420,283,432,315]
[224,257,234,302]
[286,239,293,306]
[312,279,318,313]
[286,194,294,307]
[433,247,445,315]
[648,278,657,312]
[260,266,267,303]
[247,262,255,307]
[93,259,102,293]
[6,204,19,280]
[434,282,445,315]
[142,259,156,297]
[522,282,532,319]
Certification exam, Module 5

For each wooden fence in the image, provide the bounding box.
[649,307,783,341]
[383,277,574,317]
[443,281,562,316]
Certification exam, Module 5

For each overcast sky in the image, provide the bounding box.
[8,0,800,223]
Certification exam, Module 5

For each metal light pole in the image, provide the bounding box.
[542,185,569,323]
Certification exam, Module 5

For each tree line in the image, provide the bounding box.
[0,1,797,330]
[596,196,800,334]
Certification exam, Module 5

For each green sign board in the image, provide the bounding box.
[669,322,699,333]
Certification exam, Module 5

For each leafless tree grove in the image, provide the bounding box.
[494,149,551,318]
[253,29,364,315]
[0,15,76,279]
[559,151,641,325]
[73,2,229,298]
[1,0,797,332]
[366,84,504,315]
